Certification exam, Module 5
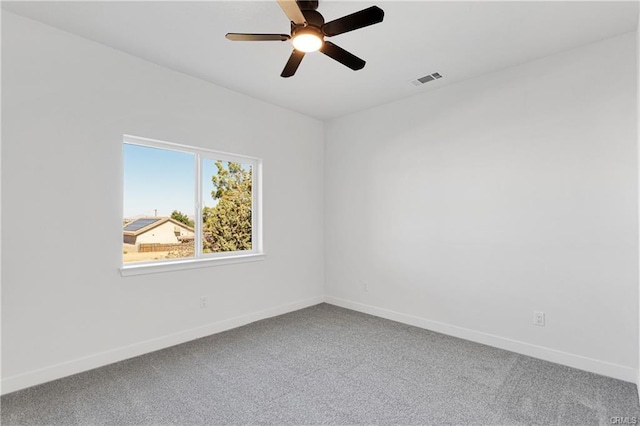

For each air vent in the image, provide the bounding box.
[410,72,443,86]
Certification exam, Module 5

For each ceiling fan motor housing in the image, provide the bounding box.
[297,0,319,11]
[292,9,324,31]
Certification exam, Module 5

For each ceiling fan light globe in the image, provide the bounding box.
[292,33,323,52]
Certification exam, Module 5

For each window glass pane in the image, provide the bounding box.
[123,144,195,263]
[201,159,253,253]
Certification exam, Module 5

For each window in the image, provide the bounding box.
[121,135,263,275]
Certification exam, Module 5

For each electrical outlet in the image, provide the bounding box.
[361,281,368,292]
[200,297,208,309]
[533,311,545,326]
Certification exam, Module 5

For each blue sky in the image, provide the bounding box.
[123,144,220,218]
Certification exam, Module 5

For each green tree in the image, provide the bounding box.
[202,161,252,253]
[171,210,194,228]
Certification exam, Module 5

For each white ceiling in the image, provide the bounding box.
[3,1,638,120]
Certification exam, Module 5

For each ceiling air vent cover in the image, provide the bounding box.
[411,72,442,86]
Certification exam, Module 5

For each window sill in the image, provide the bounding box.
[120,253,265,276]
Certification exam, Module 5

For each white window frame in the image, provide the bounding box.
[120,134,264,276]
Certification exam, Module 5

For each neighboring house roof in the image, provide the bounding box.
[123,217,194,237]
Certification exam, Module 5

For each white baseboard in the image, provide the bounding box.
[1,296,324,395]
[3,295,636,395]
[324,296,638,384]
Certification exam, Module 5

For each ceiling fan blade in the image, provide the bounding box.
[276,0,307,25]
[320,41,365,71]
[226,33,290,41]
[322,6,384,37]
[281,50,305,78]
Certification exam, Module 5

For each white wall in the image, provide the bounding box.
[325,32,638,382]
[1,12,324,393]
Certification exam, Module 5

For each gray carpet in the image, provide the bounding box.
[2,303,639,425]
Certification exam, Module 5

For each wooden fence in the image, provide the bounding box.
[138,243,185,253]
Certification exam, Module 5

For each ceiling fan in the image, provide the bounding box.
[225,0,384,78]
